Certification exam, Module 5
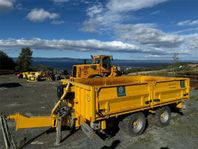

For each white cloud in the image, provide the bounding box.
[0,38,166,55]
[183,34,198,50]
[83,8,122,32]
[51,20,64,25]
[150,10,160,15]
[113,23,198,57]
[27,8,59,22]
[115,24,183,48]
[0,33,197,58]
[177,19,198,26]
[82,3,124,32]
[81,0,198,59]
[86,4,104,18]
[173,27,198,34]
[52,0,69,3]
[106,0,168,13]
[82,0,168,32]
[51,0,70,6]
[0,0,14,10]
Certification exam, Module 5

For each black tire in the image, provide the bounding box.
[155,106,171,127]
[120,112,146,136]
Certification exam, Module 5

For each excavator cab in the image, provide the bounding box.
[71,55,118,79]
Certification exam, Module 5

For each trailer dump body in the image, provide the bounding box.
[1,75,190,148]
[61,76,190,127]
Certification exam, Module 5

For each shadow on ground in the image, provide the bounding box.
[101,140,120,149]
[0,83,22,88]
[17,128,52,149]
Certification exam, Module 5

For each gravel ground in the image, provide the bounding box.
[0,75,198,149]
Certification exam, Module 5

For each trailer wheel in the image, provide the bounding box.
[120,112,146,136]
[155,106,171,127]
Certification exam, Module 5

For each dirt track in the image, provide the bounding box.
[0,75,198,149]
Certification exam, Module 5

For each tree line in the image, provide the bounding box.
[0,47,32,71]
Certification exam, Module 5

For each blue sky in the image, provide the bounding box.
[0,0,198,60]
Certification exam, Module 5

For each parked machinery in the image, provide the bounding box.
[16,55,120,81]
[17,71,57,82]
[71,55,120,79]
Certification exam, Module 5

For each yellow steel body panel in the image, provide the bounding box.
[154,82,183,105]
[7,113,55,130]
[74,83,94,120]
[61,75,190,127]
[74,64,101,79]
[98,83,150,115]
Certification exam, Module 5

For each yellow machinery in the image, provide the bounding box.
[17,55,119,81]
[19,72,30,79]
[18,71,47,82]
[26,71,43,82]
[0,76,190,148]
[71,55,120,79]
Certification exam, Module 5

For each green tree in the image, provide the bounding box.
[16,47,32,71]
[0,50,15,70]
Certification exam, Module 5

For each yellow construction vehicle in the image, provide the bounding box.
[26,71,43,82]
[71,55,120,79]
[17,71,50,82]
[0,75,190,148]
[17,71,30,79]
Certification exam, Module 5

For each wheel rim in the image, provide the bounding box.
[132,119,143,133]
[160,111,169,123]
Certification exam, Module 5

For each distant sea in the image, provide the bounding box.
[31,58,173,71]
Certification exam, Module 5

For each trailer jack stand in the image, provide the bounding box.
[54,114,62,146]
[0,116,17,149]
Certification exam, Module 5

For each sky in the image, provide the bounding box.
[0,0,198,60]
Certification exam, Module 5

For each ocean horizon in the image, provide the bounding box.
[31,58,174,70]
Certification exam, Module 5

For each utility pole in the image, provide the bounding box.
[172,53,179,76]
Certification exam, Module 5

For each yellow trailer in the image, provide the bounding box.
[60,76,190,129]
[0,76,190,148]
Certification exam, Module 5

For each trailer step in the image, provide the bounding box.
[81,123,103,141]
[0,116,16,149]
